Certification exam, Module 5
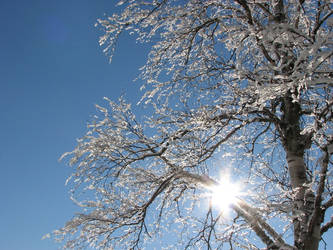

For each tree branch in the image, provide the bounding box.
[232,204,276,247]
[312,10,333,39]
[321,216,333,235]
[237,200,287,247]
[178,170,291,248]
[308,146,329,235]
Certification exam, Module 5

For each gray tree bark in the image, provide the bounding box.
[281,94,321,250]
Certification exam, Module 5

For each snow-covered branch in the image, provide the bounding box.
[54,0,333,249]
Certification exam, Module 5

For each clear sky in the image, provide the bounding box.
[0,1,148,249]
[0,1,332,250]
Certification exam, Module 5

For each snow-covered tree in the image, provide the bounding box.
[53,0,332,249]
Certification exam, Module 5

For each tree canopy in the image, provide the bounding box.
[53,0,332,249]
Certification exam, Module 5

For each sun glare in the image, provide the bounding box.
[209,173,242,214]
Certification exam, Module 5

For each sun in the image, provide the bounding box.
[209,173,242,213]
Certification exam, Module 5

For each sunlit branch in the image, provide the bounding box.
[231,204,276,247]
[178,170,291,248]
[56,0,333,248]
[236,200,286,247]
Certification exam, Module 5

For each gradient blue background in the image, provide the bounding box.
[0,1,332,249]
[0,1,148,249]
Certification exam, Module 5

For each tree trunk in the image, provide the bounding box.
[304,227,321,250]
[280,94,320,249]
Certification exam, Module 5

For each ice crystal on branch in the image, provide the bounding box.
[54,1,332,249]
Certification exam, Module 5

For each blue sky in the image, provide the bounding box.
[0,1,147,249]
[0,1,332,250]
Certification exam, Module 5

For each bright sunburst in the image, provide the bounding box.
[209,172,242,214]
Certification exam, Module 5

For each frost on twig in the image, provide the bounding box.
[53,0,332,249]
